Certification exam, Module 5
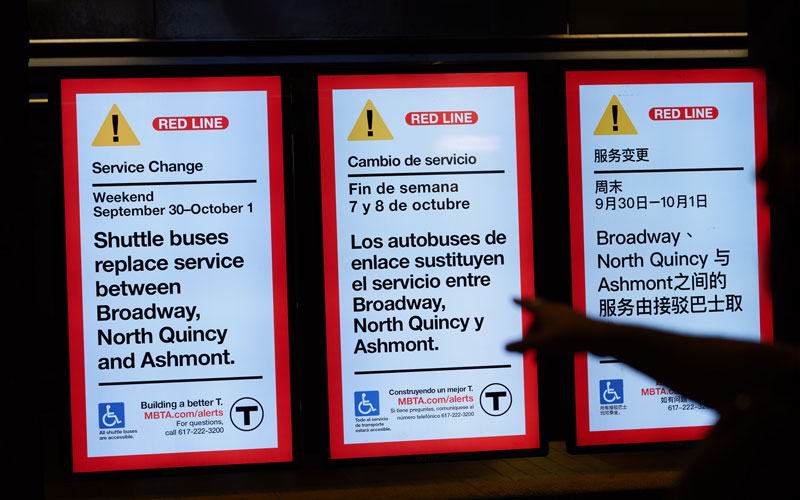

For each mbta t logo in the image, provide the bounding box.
[230,397,264,431]
[480,383,512,416]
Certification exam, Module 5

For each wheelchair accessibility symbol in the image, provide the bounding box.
[99,402,125,428]
[600,379,624,404]
[354,391,379,416]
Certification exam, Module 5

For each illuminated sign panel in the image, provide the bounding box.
[566,69,771,447]
[319,73,539,459]
[62,77,292,471]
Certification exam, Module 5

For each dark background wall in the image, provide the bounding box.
[22,1,797,499]
[28,0,749,39]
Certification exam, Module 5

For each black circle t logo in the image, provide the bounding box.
[230,397,264,431]
[480,383,512,416]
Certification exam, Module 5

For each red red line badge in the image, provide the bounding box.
[153,116,229,130]
[405,111,478,125]
[649,106,718,120]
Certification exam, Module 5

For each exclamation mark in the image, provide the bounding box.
[112,114,119,142]
[366,109,373,137]
[612,105,618,132]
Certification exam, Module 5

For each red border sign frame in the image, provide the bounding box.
[62,76,293,472]
[318,72,539,459]
[566,69,772,447]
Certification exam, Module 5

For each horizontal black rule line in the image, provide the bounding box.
[354,364,511,375]
[599,359,622,364]
[347,170,505,178]
[92,179,257,187]
[594,167,744,174]
[99,375,263,386]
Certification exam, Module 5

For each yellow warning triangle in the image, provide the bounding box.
[348,100,393,141]
[92,104,140,146]
[593,95,637,135]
